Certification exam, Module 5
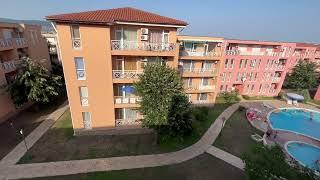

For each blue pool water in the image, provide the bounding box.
[286,142,320,171]
[268,108,320,140]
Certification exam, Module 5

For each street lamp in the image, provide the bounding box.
[19,129,28,150]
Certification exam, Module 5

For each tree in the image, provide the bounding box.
[242,144,316,180]
[220,90,239,104]
[134,60,193,137]
[284,60,318,90]
[155,94,193,137]
[7,58,63,106]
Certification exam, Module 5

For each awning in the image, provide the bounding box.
[286,93,304,101]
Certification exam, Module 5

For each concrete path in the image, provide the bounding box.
[206,146,245,170]
[0,103,241,180]
[0,101,69,166]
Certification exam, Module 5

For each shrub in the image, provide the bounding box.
[242,95,250,100]
[297,89,311,103]
[219,90,240,104]
[192,107,209,122]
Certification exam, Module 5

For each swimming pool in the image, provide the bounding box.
[268,108,320,140]
[286,141,320,171]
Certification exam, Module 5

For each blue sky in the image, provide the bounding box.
[1,0,320,43]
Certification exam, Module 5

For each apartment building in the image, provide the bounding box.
[218,39,296,96]
[46,7,200,134]
[289,43,320,71]
[177,36,223,104]
[0,21,51,123]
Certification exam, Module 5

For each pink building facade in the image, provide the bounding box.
[218,39,296,96]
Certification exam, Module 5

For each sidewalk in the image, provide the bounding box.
[0,101,69,166]
[0,103,240,180]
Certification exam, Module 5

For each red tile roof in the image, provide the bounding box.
[46,7,187,26]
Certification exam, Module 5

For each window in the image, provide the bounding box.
[227,72,232,82]
[239,59,244,68]
[254,73,258,81]
[30,31,35,45]
[229,59,234,69]
[184,78,192,87]
[198,93,208,101]
[71,25,81,49]
[225,85,228,91]
[257,59,261,69]
[202,78,210,86]
[221,72,226,82]
[75,57,86,80]
[79,86,89,106]
[224,59,228,69]
[244,59,248,68]
[82,112,91,129]
[202,61,213,71]
[251,84,255,93]
[258,84,262,93]
[182,60,194,72]
[220,85,224,91]
[236,72,241,82]
[265,59,270,69]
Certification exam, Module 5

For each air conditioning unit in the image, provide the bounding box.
[141,28,149,35]
[141,35,148,41]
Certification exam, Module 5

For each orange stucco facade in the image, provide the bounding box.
[0,22,51,123]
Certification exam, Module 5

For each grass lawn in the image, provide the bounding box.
[28,153,245,180]
[213,109,264,157]
[242,95,276,101]
[19,97,231,163]
[0,97,66,160]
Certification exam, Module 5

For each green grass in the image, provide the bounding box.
[157,97,231,151]
[27,153,244,180]
[19,98,231,164]
[213,109,263,157]
[242,95,276,100]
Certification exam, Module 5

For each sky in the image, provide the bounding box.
[1,0,320,43]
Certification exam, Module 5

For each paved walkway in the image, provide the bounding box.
[206,146,244,170]
[0,103,241,180]
[0,101,69,166]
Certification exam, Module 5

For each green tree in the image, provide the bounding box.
[7,58,63,106]
[155,94,193,137]
[220,90,239,104]
[134,61,184,126]
[242,144,316,180]
[284,60,318,90]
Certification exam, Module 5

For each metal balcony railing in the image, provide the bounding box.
[114,96,141,104]
[185,85,215,91]
[111,40,176,52]
[115,118,141,127]
[181,68,217,75]
[180,50,221,57]
[112,70,143,79]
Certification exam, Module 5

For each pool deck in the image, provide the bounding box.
[242,100,320,148]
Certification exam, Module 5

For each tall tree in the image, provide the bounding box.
[7,58,62,106]
[134,61,184,126]
[284,60,318,90]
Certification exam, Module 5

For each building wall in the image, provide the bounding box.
[56,23,115,131]
[0,22,51,123]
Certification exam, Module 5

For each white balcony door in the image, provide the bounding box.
[123,108,138,120]
[183,60,194,72]
[201,78,210,87]
[3,29,13,40]
[202,61,213,71]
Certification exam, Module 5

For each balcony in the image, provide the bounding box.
[191,100,210,104]
[179,50,221,58]
[111,40,177,56]
[1,60,18,73]
[275,65,285,71]
[181,68,217,77]
[114,96,141,107]
[115,118,141,127]
[185,85,215,93]
[15,38,27,48]
[226,50,279,56]
[272,77,281,83]
[112,70,143,83]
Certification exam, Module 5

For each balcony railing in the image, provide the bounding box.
[192,100,209,104]
[112,70,143,79]
[181,68,217,75]
[81,97,89,106]
[0,38,27,49]
[180,50,221,57]
[114,96,141,104]
[185,85,215,91]
[0,38,13,49]
[272,77,281,83]
[226,50,280,56]
[115,118,141,127]
[15,38,27,47]
[111,40,176,52]
[1,60,17,72]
